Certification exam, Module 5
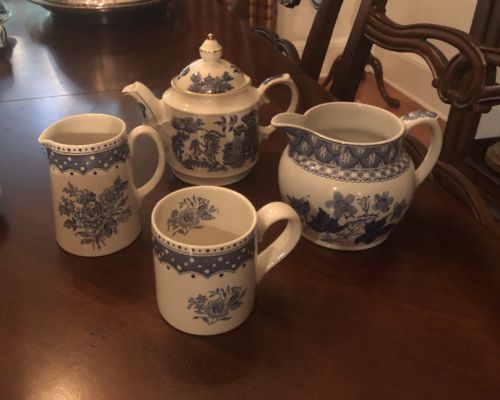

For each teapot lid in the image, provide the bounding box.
[172,34,248,94]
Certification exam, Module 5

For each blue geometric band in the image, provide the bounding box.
[285,127,404,170]
[46,141,129,174]
[153,234,255,278]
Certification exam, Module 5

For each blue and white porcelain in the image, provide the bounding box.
[39,113,165,257]
[123,33,299,186]
[272,103,443,251]
[151,186,301,335]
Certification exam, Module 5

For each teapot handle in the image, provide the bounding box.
[256,73,299,140]
[127,125,166,205]
[401,111,443,187]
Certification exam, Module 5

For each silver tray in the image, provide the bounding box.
[29,0,171,24]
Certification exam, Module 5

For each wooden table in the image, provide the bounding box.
[1,1,500,399]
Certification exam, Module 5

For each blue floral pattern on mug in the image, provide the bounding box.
[188,71,234,94]
[171,111,258,171]
[58,177,132,249]
[167,196,218,236]
[288,191,408,245]
[188,286,245,325]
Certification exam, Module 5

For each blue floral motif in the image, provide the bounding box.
[188,286,245,325]
[325,192,357,219]
[188,71,234,94]
[401,110,438,120]
[391,199,408,221]
[58,177,132,249]
[167,196,218,236]
[171,111,258,171]
[373,192,394,212]
[288,190,408,246]
[178,66,190,79]
[230,64,241,74]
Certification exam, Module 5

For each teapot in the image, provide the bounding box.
[123,33,299,186]
[272,102,443,251]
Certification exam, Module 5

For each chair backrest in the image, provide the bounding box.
[299,0,344,80]
[330,0,500,233]
[331,0,500,111]
[228,0,345,80]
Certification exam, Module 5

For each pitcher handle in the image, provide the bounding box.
[256,73,299,140]
[128,125,166,205]
[401,111,443,187]
[255,202,301,284]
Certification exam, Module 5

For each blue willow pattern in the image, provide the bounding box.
[188,286,245,325]
[166,196,218,236]
[171,110,258,171]
[401,110,438,120]
[188,71,235,94]
[58,177,132,249]
[288,190,408,245]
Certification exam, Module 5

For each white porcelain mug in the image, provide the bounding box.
[151,186,302,335]
[39,114,166,257]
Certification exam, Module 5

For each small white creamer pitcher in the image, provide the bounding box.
[39,113,166,257]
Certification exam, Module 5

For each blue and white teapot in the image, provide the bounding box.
[123,33,299,186]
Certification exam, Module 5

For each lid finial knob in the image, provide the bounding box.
[200,34,223,61]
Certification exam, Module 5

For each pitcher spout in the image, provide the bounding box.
[122,81,169,128]
[271,112,306,130]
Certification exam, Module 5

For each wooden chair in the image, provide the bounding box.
[331,0,500,235]
[229,0,400,108]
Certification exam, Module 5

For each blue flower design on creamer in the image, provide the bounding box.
[288,190,408,245]
[58,177,132,249]
[167,196,218,236]
[188,286,245,325]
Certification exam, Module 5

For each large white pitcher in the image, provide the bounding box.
[272,102,443,251]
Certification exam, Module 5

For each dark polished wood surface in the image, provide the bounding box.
[1,1,500,399]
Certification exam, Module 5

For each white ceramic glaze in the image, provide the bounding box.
[123,33,299,186]
[272,102,443,251]
[151,186,301,335]
[39,113,165,257]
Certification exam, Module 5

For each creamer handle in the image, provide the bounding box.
[401,111,443,187]
[128,125,166,205]
[256,74,299,140]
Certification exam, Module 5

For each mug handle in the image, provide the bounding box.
[128,125,166,205]
[256,73,299,140]
[401,111,443,187]
[255,202,302,284]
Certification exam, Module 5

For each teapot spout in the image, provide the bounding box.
[122,81,169,128]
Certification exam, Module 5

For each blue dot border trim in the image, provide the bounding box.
[46,140,129,174]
